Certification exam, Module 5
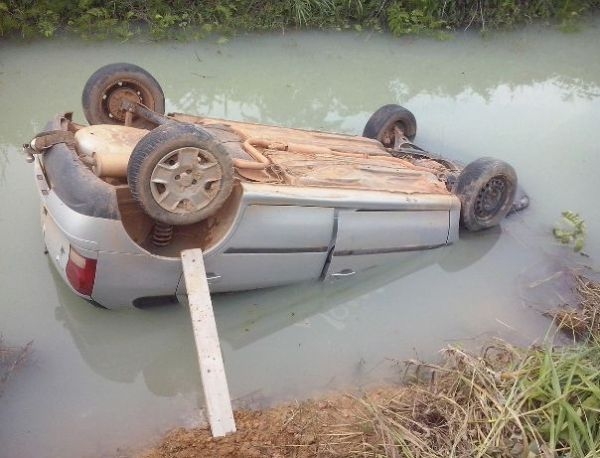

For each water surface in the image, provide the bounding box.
[1,24,600,457]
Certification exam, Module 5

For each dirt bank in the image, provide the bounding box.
[139,393,370,458]
[139,274,600,458]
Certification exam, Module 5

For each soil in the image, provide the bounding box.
[138,391,383,458]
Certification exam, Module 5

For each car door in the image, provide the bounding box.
[324,208,452,280]
[202,204,334,292]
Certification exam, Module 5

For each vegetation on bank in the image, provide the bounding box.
[1,0,600,40]
[143,273,600,457]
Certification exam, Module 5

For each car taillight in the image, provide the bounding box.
[66,247,97,296]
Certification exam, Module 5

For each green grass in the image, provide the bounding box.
[345,274,600,457]
[1,0,599,40]
[349,340,600,457]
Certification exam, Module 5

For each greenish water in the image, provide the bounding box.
[1,24,600,457]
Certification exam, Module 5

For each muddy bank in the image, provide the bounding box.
[140,343,600,457]
[139,273,600,458]
[139,394,361,458]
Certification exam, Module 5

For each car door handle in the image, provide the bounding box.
[206,273,222,283]
[331,269,356,278]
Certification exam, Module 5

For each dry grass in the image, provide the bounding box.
[143,341,600,457]
[354,342,600,457]
[546,275,600,340]
[142,275,600,458]
[0,337,32,397]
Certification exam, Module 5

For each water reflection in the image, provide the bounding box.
[52,264,198,395]
[166,77,600,134]
[54,253,443,398]
[213,249,442,350]
[156,31,600,131]
[55,231,503,402]
[438,227,501,272]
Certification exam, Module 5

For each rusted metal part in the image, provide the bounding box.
[232,138,271,170]
[169,113,389,156]
[23,130,77,161]
[65,109,455,195]
[29,130,76,152]
[235,167,272,182]
[124,110,133,127]
[120,100,172,126]
[392,126,408,150]
[262,149,450,195]
[152,222,174,247]
[107,86,142,122]
[234,136,442,180]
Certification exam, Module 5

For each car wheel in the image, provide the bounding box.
[82,63,165,129]
[455,157,517,232]
[127,123,234,225]
[363,104,417,146]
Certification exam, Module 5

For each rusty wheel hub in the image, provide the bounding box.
[103,84,143,121]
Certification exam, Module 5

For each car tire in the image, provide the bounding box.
[82,63,165,129]
[127,123,234,225]
[363,104,417,146]
[454,157,517,232]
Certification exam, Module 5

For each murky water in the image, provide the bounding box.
[2,22,600,457]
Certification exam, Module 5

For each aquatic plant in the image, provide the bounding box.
[553,210,586,252]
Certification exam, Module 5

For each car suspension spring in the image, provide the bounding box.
[152,222,173,247]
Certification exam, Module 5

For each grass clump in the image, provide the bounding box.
[357,274,600,457]
[356,341,600,457]
[0,337,31,397]
[546,274,600,340]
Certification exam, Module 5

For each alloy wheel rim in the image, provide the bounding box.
[150,147,223,214]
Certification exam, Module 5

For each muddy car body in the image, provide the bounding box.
[28,64,525,309]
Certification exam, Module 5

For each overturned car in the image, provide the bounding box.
[25,63,527,308]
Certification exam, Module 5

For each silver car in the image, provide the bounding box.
[26,63,526,309]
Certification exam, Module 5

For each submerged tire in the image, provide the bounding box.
[127,123,234,226]
[82,63,165,129]
[455,157,517,232]
[363,104,417,146]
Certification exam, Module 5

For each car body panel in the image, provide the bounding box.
[223,205,334,251]
[32,113,464,308]
[93,251,182,308]
[333,209,450,253]
[200,252,330,293]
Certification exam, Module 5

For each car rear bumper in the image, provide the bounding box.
[35,157,182,308]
